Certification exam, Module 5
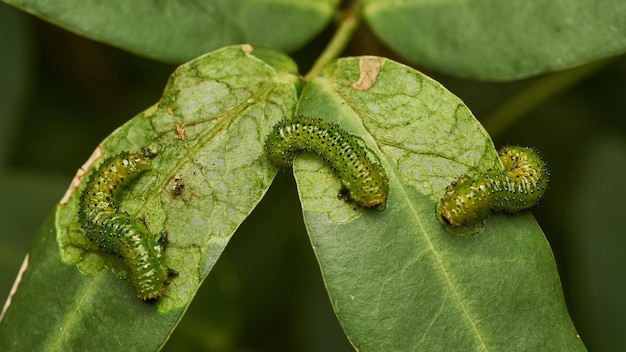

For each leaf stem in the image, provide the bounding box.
[303,2,362,81]
[482,59,611,138]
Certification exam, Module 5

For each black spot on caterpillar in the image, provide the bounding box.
[77,150,177,301]
[439,146,549,229]
[265,115,389,209]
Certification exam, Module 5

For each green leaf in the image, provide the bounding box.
[362,0,626,80]
[4,0,339,62]
[0,45,300,349]
[293,56,585,351]
[0,171,67,302]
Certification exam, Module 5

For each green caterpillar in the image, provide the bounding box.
[77,149,176,301]
[439,146,549,227]
[265,115,389,209]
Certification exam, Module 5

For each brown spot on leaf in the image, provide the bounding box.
[241,44,254,54]
[175,123,185,140]
[351,57,382,91]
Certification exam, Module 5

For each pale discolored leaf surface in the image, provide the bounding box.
[293,56,586,351]
[362,0,626,80]
[3,0,339,62]
[0,45,300,350]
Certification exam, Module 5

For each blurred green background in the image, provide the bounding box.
[1,3,624,351]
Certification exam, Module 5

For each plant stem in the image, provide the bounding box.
[303,2,362,81]
[482,59,611,138]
